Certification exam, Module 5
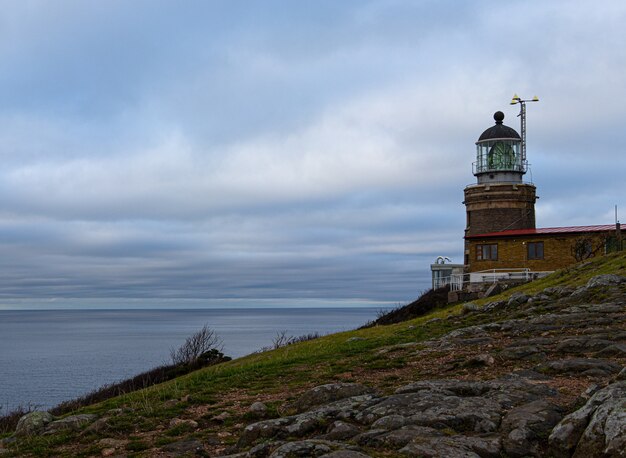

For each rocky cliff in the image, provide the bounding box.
[217,274,626,457]
[1,259,625,457]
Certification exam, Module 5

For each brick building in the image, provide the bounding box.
[462,111,622,277]
[466,225,621,274]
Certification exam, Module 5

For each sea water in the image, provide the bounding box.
[0,306,388,410]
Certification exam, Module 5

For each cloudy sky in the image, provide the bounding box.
[0,0,624,308]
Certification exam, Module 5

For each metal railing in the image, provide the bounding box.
[471,268,554,284]
[433,273,465,292]
[472,160,528,175]
[433,268,554,292]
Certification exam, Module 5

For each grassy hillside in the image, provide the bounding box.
[3,251,625,457]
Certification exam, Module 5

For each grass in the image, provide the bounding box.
[3,251,625,457]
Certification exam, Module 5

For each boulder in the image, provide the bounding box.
[500,345,545,361]
[399,434,501,458]
[370,414,406,430]
[356,425,442,448]
[549,381,626,457]
[14,411,54,436]
[291,383,376,413]
[268,440,333,457]
[323,421,360,440]
[556,338,618,354]
[500,400,563,457]
[537,358,622,376]
[249,401,268,417]
[461,302,480,314]
[43,414,97,435]
[508,293,530,307]
[585,274,625,288]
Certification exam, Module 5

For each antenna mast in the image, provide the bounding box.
[510,94,539,164]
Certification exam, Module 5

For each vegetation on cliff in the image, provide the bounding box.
[0,252,624,457]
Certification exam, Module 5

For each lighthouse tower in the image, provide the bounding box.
[463,111,537,262]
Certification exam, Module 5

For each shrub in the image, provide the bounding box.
[170,324,223,365]
[360,286,450,327]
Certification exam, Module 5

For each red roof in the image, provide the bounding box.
[466,224,618,239]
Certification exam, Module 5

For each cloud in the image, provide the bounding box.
[0,1,624,305]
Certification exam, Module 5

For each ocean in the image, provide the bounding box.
[0,306,388,411]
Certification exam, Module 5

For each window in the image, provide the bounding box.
[476,244,497,261]
[488,142,516,170]
[527,241,544,260]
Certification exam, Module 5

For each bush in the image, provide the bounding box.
[360,286,450,327]
[170,324,223,365]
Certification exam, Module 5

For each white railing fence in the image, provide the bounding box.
[433,268,554,292]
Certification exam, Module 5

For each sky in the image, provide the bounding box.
[0,0,624,308]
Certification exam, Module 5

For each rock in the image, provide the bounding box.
[586,274,625,288]
[98,438,128,448]
[500,400,563,457]
[43,414,97,435]
[556,338,618,354]
[285,414,322,436]
[346,337,365,342]
[357,426,442,448]
[500,345,545,361]
[99,438,128,456]
[83,416,110,434]
[508,293,530,306]
[161,439,204,454]
[577,384,602,404]
[163,399,179,409]
[249,441,281,457]
[320,451,371,458]
[323,421,360,440]
[291,383,376,413]
[542,286,573,298]
[213,411,232,422]
[249,401,268,417]
[462,302,480,314]
[268,439,333,457]
[400,435,501,458]
[484,300,505,311]
[595,343,626,357]
[370,414,406,430]
[462,353,495,367]
[549,381,626,457]
[352,429,387,446]
[616,368,626,381]
[14,411,54,436]
[537,358,622,376]
[356,391,502,433]
[168,418,198,429]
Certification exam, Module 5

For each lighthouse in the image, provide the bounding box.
[463,111,537,264]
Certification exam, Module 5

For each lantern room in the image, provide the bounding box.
[473,111,525,184]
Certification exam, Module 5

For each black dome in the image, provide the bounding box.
[477,111,521,142]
